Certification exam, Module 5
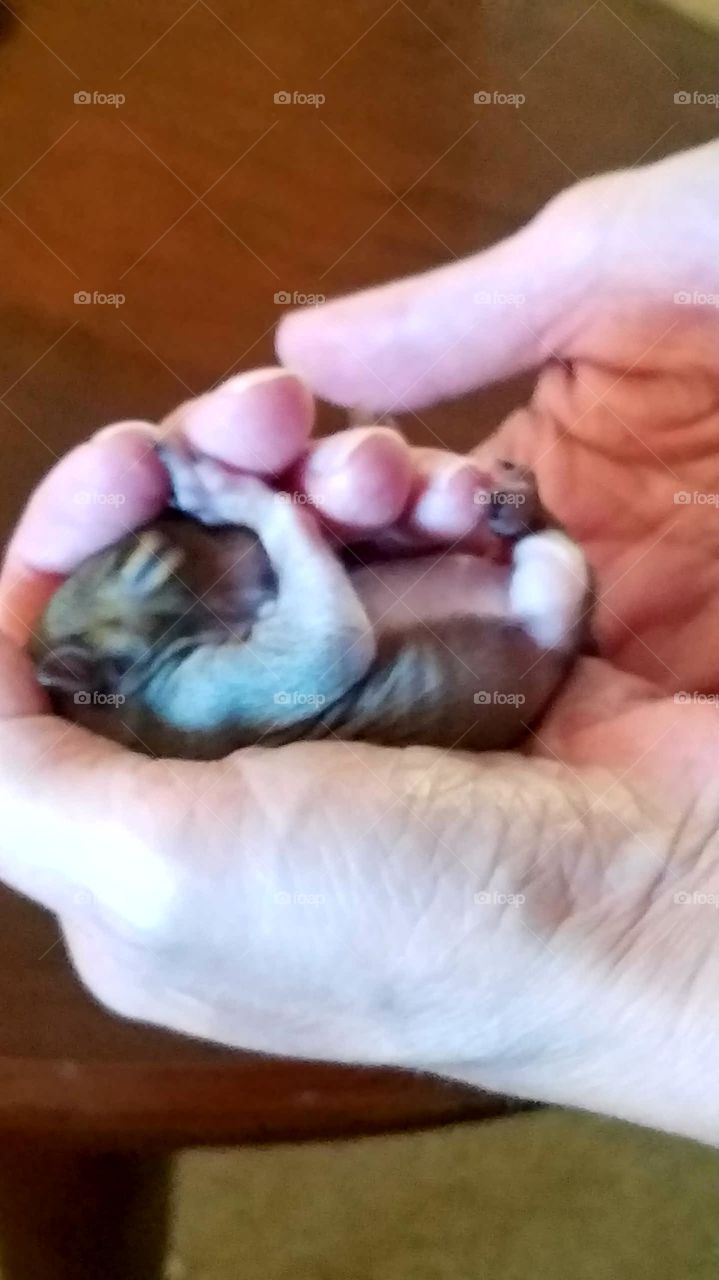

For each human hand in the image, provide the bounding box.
[276,139,719,1137]
[278,139,719,782]
[0,142,716,1146]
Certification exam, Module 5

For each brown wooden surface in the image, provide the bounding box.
[0,0,716,1146]
[0,1147,170,1278]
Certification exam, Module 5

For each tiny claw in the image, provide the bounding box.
[120,532,185,594]
[346,406,399,430]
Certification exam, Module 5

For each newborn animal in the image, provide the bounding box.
[30,445,591,760]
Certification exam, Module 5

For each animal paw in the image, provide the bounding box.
[476,460,540,538]
[509,529,589,649]
[157,442,278,530]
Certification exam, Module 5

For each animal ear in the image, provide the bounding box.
[35,641,99,697]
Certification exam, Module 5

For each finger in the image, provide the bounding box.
[163,367,315,475]
[300,426,414,530]
[276,208,574,411]
[0,632,47,716]
[3,421,165,574]
[0,692,169,921]
[404,448,493,541]
[0,423,168,642]
[0,567,64,648]
[295,436,496,550]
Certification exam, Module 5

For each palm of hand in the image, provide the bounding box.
[0,323,715,1073]
[490,324,719,795]
[153,325,719,948]
[108,340,718,1062]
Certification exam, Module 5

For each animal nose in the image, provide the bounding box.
[488,494,527,535]
[497,459,531,480]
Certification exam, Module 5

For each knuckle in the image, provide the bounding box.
[63,920,159,1023]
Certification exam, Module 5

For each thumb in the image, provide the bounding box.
[0,641,169,926]
[278,141,719,414]
[276,197,591,412]
[0,633,47,717]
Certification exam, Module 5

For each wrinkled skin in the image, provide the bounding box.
[0,141,717,1144]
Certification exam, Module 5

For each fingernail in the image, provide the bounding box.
[93,419,157,443]
[308,427,380,477]
[432,458,482,491]
[217,367,298,396]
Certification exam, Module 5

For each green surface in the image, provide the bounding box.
[171,1109,717,1278]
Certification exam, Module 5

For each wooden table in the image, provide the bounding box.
[0,1,715,1275]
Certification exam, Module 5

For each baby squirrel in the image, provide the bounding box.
[29,444,592,760]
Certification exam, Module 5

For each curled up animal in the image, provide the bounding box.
[30,440,593,760]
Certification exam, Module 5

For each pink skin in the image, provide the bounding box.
[163,370,314,475]
[0,371,496,650]
[0,142,718,1146]
[0,371,506,930]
